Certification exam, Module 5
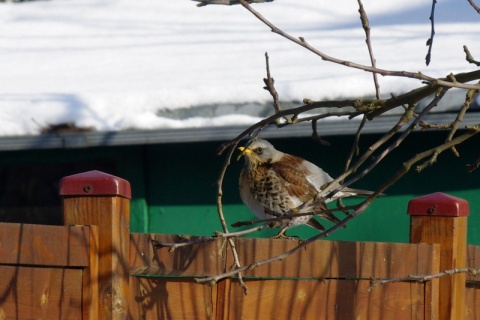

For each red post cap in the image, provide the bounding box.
[59,170,131,199]
[408,192,469,217]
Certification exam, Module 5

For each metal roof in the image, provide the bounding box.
[0,112,478,151]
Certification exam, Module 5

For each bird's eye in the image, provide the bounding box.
[255,147,263,154]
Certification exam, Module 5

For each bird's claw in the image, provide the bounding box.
[272,232,299,241]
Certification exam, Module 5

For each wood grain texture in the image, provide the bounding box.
[63,196,130,320]
[0,266,83,320]
[227,279,426,320]
[467,244,480,282]
[130,233,226,277]
[229,238,440,280]
[466,245,480,320]
[128,277,215,320]
[0,223,90,267]
[130,235,441,319]
[410,216,467,320]
[130,235,439,280]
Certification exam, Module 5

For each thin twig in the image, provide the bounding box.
[215,140,249,293]
[194,0,274,6]
[467,0,480,14]
[466,155,480,172]
[345,116,366,171]
[425,0,437,66]
[151,223,272,251]
[311,119,331,146]
[464,45,480,66]
[263,52,289,125]
[345,0,378,172]
[232,204,359,228]
[368,267,480,291]
[357,0,380,98]
[152,236,216,251]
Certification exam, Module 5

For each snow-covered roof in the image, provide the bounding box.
[1,0,479,148]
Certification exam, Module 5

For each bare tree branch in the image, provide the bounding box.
[185,0,480,289]
[236,0,480,92]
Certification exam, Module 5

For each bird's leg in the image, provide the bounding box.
[264,209,288,229]
[268,220,283,229]
[272,227,298,240]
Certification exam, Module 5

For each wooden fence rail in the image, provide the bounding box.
[0,170,478,319]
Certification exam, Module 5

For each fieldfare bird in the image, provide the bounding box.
[238,139,375,238]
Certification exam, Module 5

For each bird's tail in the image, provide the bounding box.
[341,187,383,198]
[306,204,346,231]
[306,218,326,231]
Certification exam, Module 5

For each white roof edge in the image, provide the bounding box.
[0,112,478,151]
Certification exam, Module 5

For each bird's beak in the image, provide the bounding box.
[237,146,251,160]
[238,146,251,154]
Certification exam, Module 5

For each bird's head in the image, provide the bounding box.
[238,139,281,165]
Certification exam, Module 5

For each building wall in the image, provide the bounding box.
[0,131,479,244]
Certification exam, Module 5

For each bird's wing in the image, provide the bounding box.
[302,160,376,199]
[270,154,318,202]
[300,158,334,191]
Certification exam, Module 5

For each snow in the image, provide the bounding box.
[0,0,478,136]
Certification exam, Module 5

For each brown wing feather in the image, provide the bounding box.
[270,155,318,202]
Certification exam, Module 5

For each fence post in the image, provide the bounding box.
[408,192,468,320]
[60,170,131,320]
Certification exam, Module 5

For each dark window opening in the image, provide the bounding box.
[0,160,116,225]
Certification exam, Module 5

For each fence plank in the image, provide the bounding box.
[82,225,99,320]
[0,265,83,320]
[129,233,226,277]
[130,235,440,319]
[130,235,439,280]
[226,279,426,320]
[128,277,216,320]
[229,238,440,279]
[466,244,480,320]
[0,223,90,267]
[467,244,480,282]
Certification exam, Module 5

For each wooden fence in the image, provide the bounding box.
[0,170,479,319]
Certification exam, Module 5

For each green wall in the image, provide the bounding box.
[142,131,480,244]
[0,130,478,244]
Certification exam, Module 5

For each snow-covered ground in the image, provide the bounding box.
[0,0,478,136]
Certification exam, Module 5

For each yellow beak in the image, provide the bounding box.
[238,146,252,154]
